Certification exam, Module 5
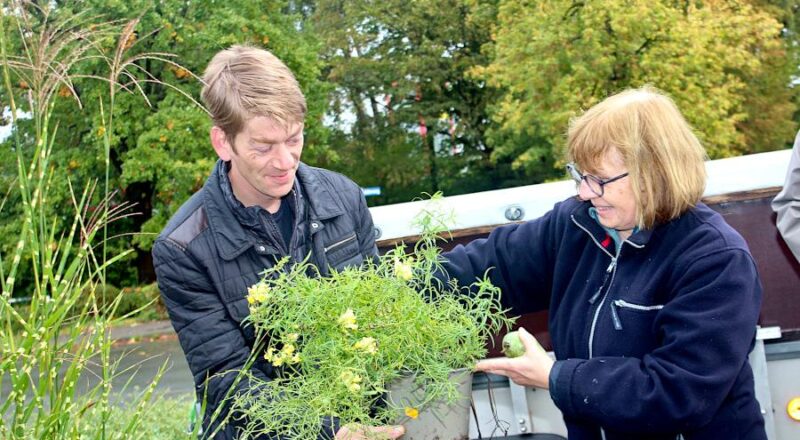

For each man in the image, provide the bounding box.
[152,45,403,439]
[773,130,800,262]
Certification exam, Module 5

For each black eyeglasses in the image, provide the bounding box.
[566,162,629,197]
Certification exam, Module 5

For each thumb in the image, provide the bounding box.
[382,425,405,439]
[517,327,545,354]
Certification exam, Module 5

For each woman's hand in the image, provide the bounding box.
[474,327,554,389]
[335,424,405,439]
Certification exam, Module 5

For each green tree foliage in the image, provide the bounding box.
[3,0,799,292]
[479,0,797,176]
[309,0,529,205]
[1,0,328,287]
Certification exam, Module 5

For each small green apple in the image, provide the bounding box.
[502,331,525,358]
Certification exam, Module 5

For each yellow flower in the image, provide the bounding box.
[263,347,276,362]
[353,337,378,355]
[338,308,358,330]
[286,333,299,342]
[281,344,296,357]
[247,283,271,305]
[340,371,362,393]
[394,258,414,281]
[404,407,419,419]
[290,354,302,364]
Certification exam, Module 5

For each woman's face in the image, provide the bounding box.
[577,149,638,239]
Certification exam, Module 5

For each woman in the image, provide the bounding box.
[442,87,765,439]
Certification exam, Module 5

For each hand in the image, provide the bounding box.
[474,327,554,388]
[335,423,405,439]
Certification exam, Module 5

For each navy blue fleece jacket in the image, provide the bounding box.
[442,197,765,440]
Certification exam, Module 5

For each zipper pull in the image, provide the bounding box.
[607,258,617,273]
[610,300,623,330]
[588,258,617,304]
[588,285,603,304]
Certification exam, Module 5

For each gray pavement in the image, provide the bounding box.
[2,320,195,404]
[108,319,176,341]
[96,320,194,400]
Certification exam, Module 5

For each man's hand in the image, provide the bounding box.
[335,423,405,439]
[474,327,554,388]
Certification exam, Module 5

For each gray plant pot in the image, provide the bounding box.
[386,368,473,440]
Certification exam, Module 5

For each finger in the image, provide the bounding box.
[475,357,512,371]
[369,425,405,439]
[479,367,514,378]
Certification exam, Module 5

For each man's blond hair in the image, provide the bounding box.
[201,45,307,144]
[567,86,707,229]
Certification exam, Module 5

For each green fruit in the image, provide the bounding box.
[502,331,525,358]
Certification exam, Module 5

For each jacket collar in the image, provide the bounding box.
[203,160,345,261]
[295,163,345,221]
[568,198,653,253]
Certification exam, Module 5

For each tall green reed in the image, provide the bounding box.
[0,2,191,438]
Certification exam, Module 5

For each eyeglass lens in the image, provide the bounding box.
[567,163,604,197]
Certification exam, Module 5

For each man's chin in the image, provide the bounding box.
[267,183,294,199]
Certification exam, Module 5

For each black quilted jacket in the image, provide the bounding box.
[152,160,377,439]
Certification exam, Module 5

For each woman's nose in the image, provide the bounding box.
[577,179,598,200]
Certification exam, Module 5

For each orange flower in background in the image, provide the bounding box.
[404,407,419,419]
[172,67,190,79]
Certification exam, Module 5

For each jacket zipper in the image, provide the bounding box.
[323,233,357,253]
[573,214,617,440]
[587,254,619,358]
[259,214,288,256]
[588,259,615,304]
[613,299,664,311]
[571,215,652,440]
[610,300,665,331]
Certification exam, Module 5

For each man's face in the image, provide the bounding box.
[213,116,304,212]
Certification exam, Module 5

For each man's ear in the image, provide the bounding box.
[210,126,233,161]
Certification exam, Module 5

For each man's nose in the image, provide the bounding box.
[272,144,296,170]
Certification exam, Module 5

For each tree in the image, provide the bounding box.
[1,0,329,285]
[479,0,796,176]
[310,0,527,205]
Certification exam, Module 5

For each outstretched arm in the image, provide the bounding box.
[773,132,800,262]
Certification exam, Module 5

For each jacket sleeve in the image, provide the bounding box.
[355,190,378,258]
[772,133,800,262]
[440,205,561,314]
[153,239,340,439]
[550,248,762,433]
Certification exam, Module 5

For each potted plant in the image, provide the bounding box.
[232,202,514,439]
